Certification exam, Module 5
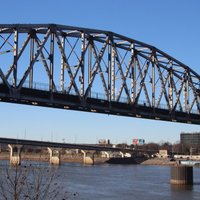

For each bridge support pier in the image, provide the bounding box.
[119,151,125,158]
[170,165,193,185]
[8,144,23,166]
[101,151,111,158]
[47,148,61,165]
[81,150,95,165]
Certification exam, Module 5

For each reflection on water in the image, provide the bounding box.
[0,161,200,200]
[171,184,193,191]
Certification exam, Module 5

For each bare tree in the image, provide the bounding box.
[0,164,27,199]
[0,163,78,200]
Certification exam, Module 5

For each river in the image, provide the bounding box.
[0,161,200,200]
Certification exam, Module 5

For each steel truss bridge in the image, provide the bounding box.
[0,24,199,124]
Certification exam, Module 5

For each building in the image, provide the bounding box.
[98,139,110,146]
[180,133,200,155]
[180,132,200,146]
[156,150,168,158]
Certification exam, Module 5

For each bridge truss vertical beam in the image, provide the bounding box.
[50,32,54,92]
[60,34,65,92]
[184,71,189,113]
[108,37,111,102]
[80,32,85,97]
[13,29,18,88]
[168,61,173,111]
[111,39,115,101]
[88,38,92,97]
[151,52,155,108]
[29,34,34,89]
[131,43,136,103]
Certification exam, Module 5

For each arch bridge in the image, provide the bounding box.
[0,24,199,124]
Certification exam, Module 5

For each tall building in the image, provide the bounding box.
[180,132,200,147]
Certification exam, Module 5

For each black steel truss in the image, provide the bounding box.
[0,24,199,124]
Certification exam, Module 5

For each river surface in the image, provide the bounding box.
[0,161,200,200]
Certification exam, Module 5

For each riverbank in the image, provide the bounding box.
[141,158,176,166]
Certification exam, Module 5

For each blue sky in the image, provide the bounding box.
[0,0,200,144]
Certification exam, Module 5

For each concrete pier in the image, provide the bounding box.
[119,151,125,158]
[8,144,23,166]
[101,151,111,158]
[47,148,61,165]
[81,150,95,165]
[170,165,193,185]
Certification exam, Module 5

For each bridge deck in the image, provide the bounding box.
[0,85,199,124]
[0,137,123,152]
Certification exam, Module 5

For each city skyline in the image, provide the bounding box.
[0,0,200,144]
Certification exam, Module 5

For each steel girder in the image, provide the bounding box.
[0,24,199,124]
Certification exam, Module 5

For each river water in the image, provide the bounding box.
[0,161,200,200]
[59,163,200,200]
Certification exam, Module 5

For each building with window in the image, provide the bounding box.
[181,132,200,146]
[180,132,200,154]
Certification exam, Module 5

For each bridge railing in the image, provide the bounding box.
[1,78,199,114]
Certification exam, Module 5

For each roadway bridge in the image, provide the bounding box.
[0,137,123,151]
[0,137,131,165]
[0,24,199,124]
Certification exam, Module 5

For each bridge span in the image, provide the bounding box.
[0,137,130,165]
[0,137,122,152]
[0,24,199,124]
